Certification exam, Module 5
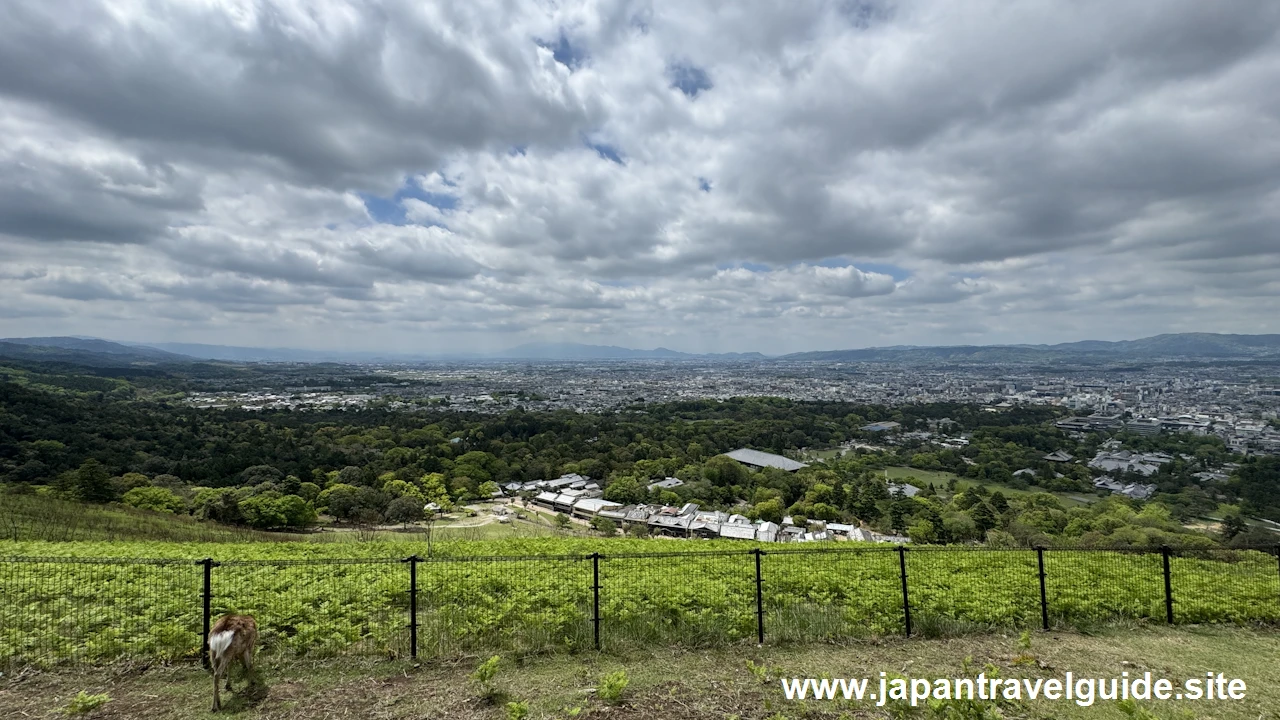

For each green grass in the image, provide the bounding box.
[803,448,846,460]
[8,626,1280,719]
[884,467,1096,507]
[0,492,297,543]
[883,466,958,487]
[4,538,1279,669]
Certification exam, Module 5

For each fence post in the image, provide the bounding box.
[753,548,765,645]
[898,546,911,638]
[1161,545,1174,624]
[1036,547,1049,631]
[199,558,214,669]
[591,552,601,651]
[402,555,419,659]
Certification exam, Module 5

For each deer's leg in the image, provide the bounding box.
[212,667,222,712]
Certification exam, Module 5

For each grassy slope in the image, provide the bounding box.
[0,494,298,544]
[884,466,1096,507]
[7,626,1279,719]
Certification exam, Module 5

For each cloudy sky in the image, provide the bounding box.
[2,0,1278,354]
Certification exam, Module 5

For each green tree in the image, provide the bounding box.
[590,516,618,536]
[1220,511,1248,540]
[193,488,243,524]
[989,491,1010,513]
[116,472,151,493]
[276,495,317,527]
[603,475,644,504]
[317,483,363,520]
[121,486,186,514]
[297,481,321,503]
[970,501,998,533]
[238,495,288,528]
[750,498,785,525]
[74,459,115,503]
[385,495,425,527]
[419,473,452,510]
[908,519,939,544]
[383,479,426,501]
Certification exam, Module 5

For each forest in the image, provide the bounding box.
[2,360,1278,548]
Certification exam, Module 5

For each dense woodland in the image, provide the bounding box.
[2,361,1278,548]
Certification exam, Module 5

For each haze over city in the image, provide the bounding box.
[2,0,1279,354]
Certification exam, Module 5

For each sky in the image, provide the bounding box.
[1,0,1279,354]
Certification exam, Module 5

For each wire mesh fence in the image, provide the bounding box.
[415,554,593,658]
[599,550,757,648]
[212,559,409,660]
[1044,547,1168,627]
[0,557,202,666]
[1169,547,1280,625]
[4,544,1280,669]
[764,546,904,641]
[908,547,1044,636]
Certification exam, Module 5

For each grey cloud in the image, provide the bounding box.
[27,275,140,302]
[1,0,1279,349]
[0,0,600,189]
[345,228,485,281]
[0,134,202,244]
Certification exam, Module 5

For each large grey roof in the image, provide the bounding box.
[724,448,808,472]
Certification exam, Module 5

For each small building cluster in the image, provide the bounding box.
[518,468,908,544]
[1087,448,1174,477]
[1091,477,1157,500]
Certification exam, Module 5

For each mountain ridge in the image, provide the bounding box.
[2,333,1279,365]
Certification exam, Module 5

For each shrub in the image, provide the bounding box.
[121,487,186,514]
[598,670,629,705]
[505,700,530,720]
[63,691,111,715]
[472,655,502,701]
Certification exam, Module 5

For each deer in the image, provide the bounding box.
[208,613,258,712]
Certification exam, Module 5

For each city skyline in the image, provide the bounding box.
[2,1,1279,353]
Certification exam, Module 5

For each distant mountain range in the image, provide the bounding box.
[0,337,190,366]
[782,333,1280,362]
[138,342,443,363]
[491,342,767,361]
[1,333,1279,367]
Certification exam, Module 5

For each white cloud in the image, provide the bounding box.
[1,0,1279,352]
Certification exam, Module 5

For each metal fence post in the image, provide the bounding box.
[1161,546,1174,624]
[591,552,601,651]
[898,546,911,638]
[753,548,765,645]
[199,557,214,669]
[1036,547,1049,631]
[402,555,419,659]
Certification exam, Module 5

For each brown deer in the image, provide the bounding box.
[208,613,258,712]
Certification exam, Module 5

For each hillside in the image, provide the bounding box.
[10,626,1280,719]
[0,337,192,366]
[783,332,1280,362]
[0,493,293,543]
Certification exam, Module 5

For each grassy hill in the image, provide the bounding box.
[0,493,296,543]
[882,466,1096,507]
[9,625,1280,719]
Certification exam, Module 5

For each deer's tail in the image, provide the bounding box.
[209,630,236,663]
